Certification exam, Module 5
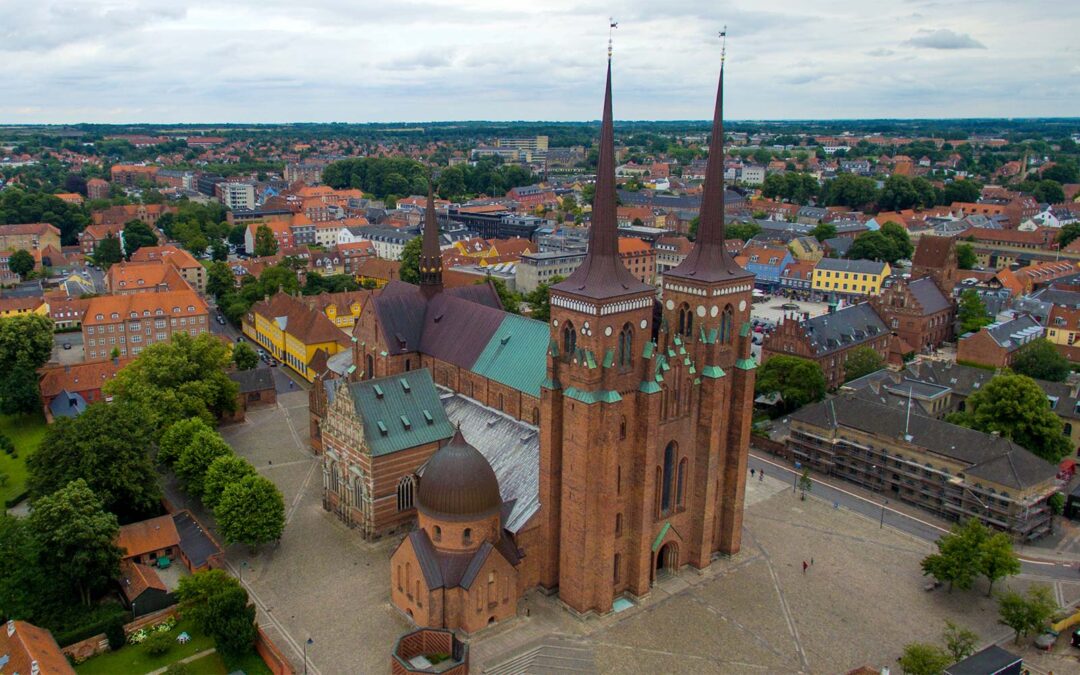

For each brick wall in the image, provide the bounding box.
[255,627,295,675]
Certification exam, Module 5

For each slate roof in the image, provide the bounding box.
[228,368,275,393]
[342,370,455,457]
[814,258,888,275]
[981,315,1043,349]
[944,644,1021,675]
[907,277,951,315]
[800,303,887,356]
[912,235,955,270]
[791,396,1057,490]
[172,510,221,569]
[822,236,854,256]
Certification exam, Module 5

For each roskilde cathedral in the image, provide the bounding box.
[309,48,755,632]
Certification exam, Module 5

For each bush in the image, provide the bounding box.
[105,616,126,650]
[0,434,13,455]
[144,631,173,656]
[50,603,127,647]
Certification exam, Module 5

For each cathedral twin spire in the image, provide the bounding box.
[419,181,443,297]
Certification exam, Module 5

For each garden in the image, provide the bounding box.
[0,411,46,506]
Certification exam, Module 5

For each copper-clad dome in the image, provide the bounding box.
[417,428,502,519]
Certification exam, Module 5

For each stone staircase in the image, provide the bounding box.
[482,635,597,675]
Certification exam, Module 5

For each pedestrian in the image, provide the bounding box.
[750,468,756,478]
[811,558,814,566]
[802,560,808,574]
[759,469,764,482]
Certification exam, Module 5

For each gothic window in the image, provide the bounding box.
[405,562,412,598]
[397,475,415,511]
[463,528,472,545]
[619,416,627,439]
[654,467,663,518]
[405,358,412,372]
[676,458,688,508]
[617,465,622,495]
[532,407,540,425]
[365,354,374,380]
[353,478,363,510]
[721,304,734,344]
[562,322,576,361]
[615,512,622,536]
[618,323,633,369]
[661,442,676,514]
[329,461,340,494]
[678,303,693,337]
[614,553,621,583]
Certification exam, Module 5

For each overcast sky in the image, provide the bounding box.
[1,0,1077,124]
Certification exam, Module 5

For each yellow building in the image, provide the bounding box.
[242,292,351,381]
[0,296,49,319]
[306,290,372,330]
[812,258,890,297]
[788,236,824,263]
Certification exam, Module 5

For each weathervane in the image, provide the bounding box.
[609,18,618,60]
[720,25,727,63]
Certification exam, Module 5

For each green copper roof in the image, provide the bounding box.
[739,322,752,337]
[585,350,598,369]
[639,381,661,394]
[342,369,453,457]
[470,313,549,398]
[564,387,623,404]
[652,522,671,552]
[602,349,615,369]
[701,365,725,379]
[736,357,757,371]
[643,341,656,359]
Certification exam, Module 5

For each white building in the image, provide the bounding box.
[220,182,256,211]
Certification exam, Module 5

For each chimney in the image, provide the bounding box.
[7,619,14,636]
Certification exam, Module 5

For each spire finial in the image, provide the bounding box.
[608,18,618,60]
[720,26,727,64]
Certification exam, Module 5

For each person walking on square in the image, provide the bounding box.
[751,468,756,479]
[759,469,764,482]
[802,560,808,574]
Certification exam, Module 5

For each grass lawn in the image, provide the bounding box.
[190,650,273,675]
[74,619,214,675]
[0,411,47,505]
[183,652,228,674]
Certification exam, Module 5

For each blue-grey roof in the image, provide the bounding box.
[815,258,888,275]
[980,315,1043,350]
[801,303,887,356]
[907,277,951,315]
[48,389,86,418]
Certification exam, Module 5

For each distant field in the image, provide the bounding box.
[0,411,47,506]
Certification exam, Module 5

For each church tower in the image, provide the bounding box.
[418,183,443,297]
[539,39,756,617]
[661,51,756,560]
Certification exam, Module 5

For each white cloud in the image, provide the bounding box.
[0,0,1076,122]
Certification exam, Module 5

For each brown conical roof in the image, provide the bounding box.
[552,58,654,300]
[418,427,502,519]
[666,62,751,283]
[419,180,443,297]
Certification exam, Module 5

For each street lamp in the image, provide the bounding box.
[793,461,802,494]
[304,637,314,675]
[240,561,248,582]
[880,498,888,528]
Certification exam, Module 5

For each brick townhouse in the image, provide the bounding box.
[82,290,209,361]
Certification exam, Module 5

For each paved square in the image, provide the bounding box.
[213,395,1080,674]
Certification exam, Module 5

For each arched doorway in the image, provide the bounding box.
[654,542,679,582]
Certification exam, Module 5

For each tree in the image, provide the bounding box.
[998,585,1057,644]
[228,224,247,247]
[726,221,762,243]
[1042,160,1080,185]
[922,518,988,592]
[214,474,286,548]
[822,173,879,210]
[487,278,520,314]
[955,243,977,270]
[27,401,160,520]
[27,479,121,606]
[104,332,239,433]
[7,249,34,279]
[1032,180,1065,205]
[880,221,914,261]
[809,222,836,242]
[253,224,278,257]
[257,264,300,296]
[1059,222,1080,248]
[122,220,157,257]
[947,373,1072,463]
[158,417,213,468]
[942,179,982,205]
[0,312,55,415]
[92,233,124,267]
[398,236,422,284]
[0,513,47,621]
[206,261,234,300]
[524,275,564,322]
[1011,338,1070,382]
[755,356,827,413]
[203,455,257,511]
[798,468,812,500]
[980,531,1021,597]
[843,346,884,382]
[437,166,467,200]
[847,231,896,264]
[942,621,978,662]
[897,642,951,675]
[176,570,257,659]
[957,289,992,335]
[232,342,258,371]
[174,429,234,500]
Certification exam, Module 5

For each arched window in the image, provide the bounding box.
[405,562,412,596]
[397,475,415,511]
[329,461,340,494]
[562,322,576,360]
[654,467,663,518]
[721,304,734,344]
[614,553,621,583]
[498,393,504,410]
[463,528,472,545]
[618,323,633,369]
[619,416,627,439]
[433,525,442,542]
[405,359,411,372]
[661,442,676,514]
[615,512,622,536]
[365,354,374,380]
[676,458,688,508]
[532,407,540,425]
[416,580,422,607]
[678,303,693,337]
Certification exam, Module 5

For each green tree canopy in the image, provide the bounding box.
[0,513,47,621]
[957,289,992,335]
[27,401,160,521]
[877,175,939,211]
[725,221,762,243]
[955,242,977,270]
[253,224,278,257]
[28,479,121,606]
[942,621,978,662]
[947,373,1072,463]
[203,455,257,511]
[158,417,214,468]
[214,474,286,548]
[809,222,837,242]
[981,530,1022,597]
[122,219,158,257]
[898,642,951,675]
[524,275,564,322]
[206,261,234,300]
[921,518,988,592]
[104,332,239,434]
[879,221,914,261]
[398,236,422,284]
[941,179,982,205]
[821,173,879,210]
[1010,338,1070,382]
[755,356,827,413]
[843,346,885,382]
[1032,180,1065,204]
[92,233,124,267]
[0,313,54,415]
[998,585,1057,644]
[175,428,234,500]
[1058,222,1080,248]
[176,570,257,659]
[0,188,89,245]
[487,278,521,314]
[8,249,35,279]
[232,342,258,371]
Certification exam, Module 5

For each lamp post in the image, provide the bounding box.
[240,561,248,582]
[131,599,136,621]
[304,637,314,675]
[880,499,888,528]
[793,461,801,494]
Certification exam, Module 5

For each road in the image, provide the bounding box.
[207,304,311,394]
[749,453,1080,581]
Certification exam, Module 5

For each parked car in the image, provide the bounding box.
[62,342,72,350]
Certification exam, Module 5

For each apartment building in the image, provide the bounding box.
[82,290,210,361]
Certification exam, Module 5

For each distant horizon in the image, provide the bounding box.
[3,0,1078,124]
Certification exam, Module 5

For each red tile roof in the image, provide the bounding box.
[84,289,208,327]
[116,514,180,559]
[38,358,130,399]
[0,621,75,675]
